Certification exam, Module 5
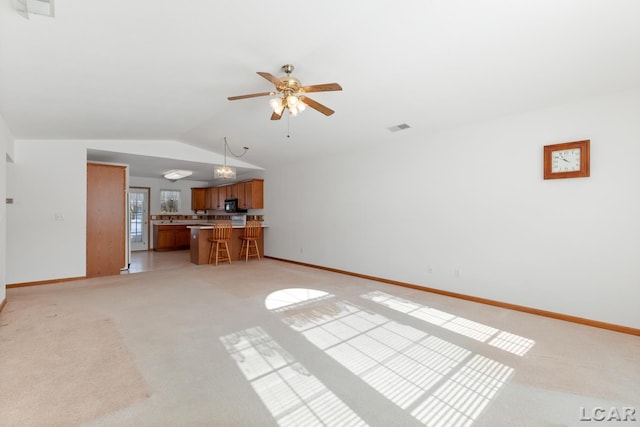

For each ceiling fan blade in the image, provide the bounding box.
[301,83,342,93]
[227,92,273,101]
[270,111,283,120]
[257,72,284,89]
[299,96,335,116]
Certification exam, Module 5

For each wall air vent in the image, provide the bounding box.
[388,123,411,132]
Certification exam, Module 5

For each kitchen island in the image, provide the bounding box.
[187,224,265,264]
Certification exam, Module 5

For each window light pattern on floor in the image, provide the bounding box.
[220,326,368,427]
[264,288,333,311]
[411,355,513,427]
[270,291,514,427]
[361,291,535,356]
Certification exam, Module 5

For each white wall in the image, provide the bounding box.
[0,113,15,303]
[265,88,640,329]
[6,141,87,284]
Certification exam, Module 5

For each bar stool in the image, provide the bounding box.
[208,221,232,266]
[239,220,262,262]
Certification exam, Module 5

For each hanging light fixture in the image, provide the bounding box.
[214,137,248,180]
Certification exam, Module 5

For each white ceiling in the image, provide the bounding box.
[1,1,640,178]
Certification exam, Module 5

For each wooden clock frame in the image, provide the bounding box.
[543,139,590,180]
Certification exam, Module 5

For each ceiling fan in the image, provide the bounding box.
[228,64,342,120]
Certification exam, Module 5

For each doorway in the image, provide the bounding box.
[129,187,150,251]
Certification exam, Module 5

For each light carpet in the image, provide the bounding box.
[1,259,638,427]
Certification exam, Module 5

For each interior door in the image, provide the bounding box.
[87,163,126,277]
[129,187,149,251]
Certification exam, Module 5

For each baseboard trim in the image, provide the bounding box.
[0,296,6,313]
[266,256,640,336]
[7,276,87,288]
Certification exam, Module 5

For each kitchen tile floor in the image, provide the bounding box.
[125,249,193,274]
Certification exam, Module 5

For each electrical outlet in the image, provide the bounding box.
[427,266,433,274]
[454,269,460,277]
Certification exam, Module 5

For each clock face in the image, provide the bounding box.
[551,148,581,173]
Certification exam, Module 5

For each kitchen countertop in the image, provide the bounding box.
[187,223,268,229]
[151,221,214,226]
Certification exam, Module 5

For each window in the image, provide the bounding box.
[160,189,180,213]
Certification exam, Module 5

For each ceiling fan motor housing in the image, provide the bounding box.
[280,76,301,94]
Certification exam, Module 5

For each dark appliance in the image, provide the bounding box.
[224,198,246,213]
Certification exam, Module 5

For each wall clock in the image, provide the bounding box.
[543,139,590,179]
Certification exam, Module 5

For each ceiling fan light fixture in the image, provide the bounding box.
[228,64,342,120]
[287,95,298,107]
[269,97,283,114]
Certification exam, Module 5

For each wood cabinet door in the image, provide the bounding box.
[217,187,226,210]
[156,228,176,249]
[225,184,238,199]
[237,182,248,209]
[205,187,218,210]
[248,179,264,209]
[191,188,207,211]
[87,163,126,277]
[175,227,191,247]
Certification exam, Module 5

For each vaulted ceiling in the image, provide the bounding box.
[1,1,639,177]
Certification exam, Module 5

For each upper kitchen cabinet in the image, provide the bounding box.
[206,187,222,211]
[191,187,207,211]
[238,179,264,209]
[191,179,264,212]
[225,184,238,200]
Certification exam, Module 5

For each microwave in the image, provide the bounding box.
[224,198,246,213]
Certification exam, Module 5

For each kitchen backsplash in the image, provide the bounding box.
[150,214,264,221]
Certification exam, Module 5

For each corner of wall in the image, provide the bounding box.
[0,113,13,303]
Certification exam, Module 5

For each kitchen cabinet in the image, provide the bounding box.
[236,182,247,209]
[206,187,222,211]
[238,179,264,209]
[192,179,264,212]
[191,188,207,211]
[154,225,191,251]
[217,188,227,210]
[225,184,238,200]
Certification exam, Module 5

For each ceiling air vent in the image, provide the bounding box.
[14,0,55,19]
[388,123,411,132]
